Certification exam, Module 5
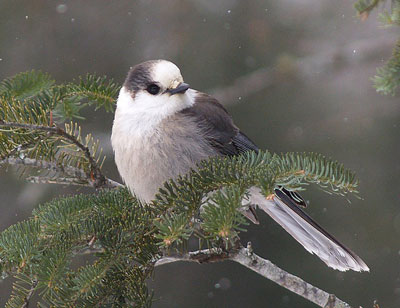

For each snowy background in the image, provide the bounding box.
[0,1,399,307]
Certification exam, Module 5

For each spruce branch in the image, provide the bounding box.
[155,244,352,308]
[0,70,121,189]
[63,74,120,112]
[1,71,118,121]
[153,151,360,268]
[373,40,400,95]
[1,189,157,307]
[25,175,122,188]
[0,70,55,101]
[0,156,122,188]
[48,74,119,120]
[355,0,400,95]
[0,156,86,176]
[0,120,110,188]
[0,148,363,307]
[6,273,38,308]
[155,247,229,266]
[0,70,368,307]
[354,0,383,19]
[21,279,37,308]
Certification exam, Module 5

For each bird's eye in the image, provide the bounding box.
[146,84,160,95]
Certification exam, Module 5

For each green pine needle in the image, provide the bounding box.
[373,40,400,95]
[0,70,55,101]
[64,74,120,113]
[354,0,383,15]
[355,0,400,96]
[201,185,248,244]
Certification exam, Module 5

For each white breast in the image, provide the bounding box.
[111,87,216,202]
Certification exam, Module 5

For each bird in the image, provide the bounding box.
[111,59,369,272]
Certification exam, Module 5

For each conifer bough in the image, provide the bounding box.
[0,70,364,307]
[355,0,400,95]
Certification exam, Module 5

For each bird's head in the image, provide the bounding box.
[116,60,193,122]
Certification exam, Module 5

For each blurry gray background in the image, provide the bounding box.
[0,0,399,307]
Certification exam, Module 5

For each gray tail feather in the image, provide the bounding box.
[247,187,369,272]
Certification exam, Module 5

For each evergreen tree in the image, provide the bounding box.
[355,0,400,95]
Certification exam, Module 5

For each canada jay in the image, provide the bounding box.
[111,59,369,272]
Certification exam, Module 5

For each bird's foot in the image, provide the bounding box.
[266,194,275,200]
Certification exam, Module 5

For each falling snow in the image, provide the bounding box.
[214,278,231,290]
[56,4,68,14]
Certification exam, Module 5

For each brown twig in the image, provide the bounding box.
[26,175,122,189]
[155,247,229,266]
[0,120,108,188]
[0,156,122,189]
[21,279,38,308]
[155,244,352,308]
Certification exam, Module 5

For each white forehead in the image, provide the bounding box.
[151,60,183,87]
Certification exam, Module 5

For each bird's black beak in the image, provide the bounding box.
[168,83,190,95]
